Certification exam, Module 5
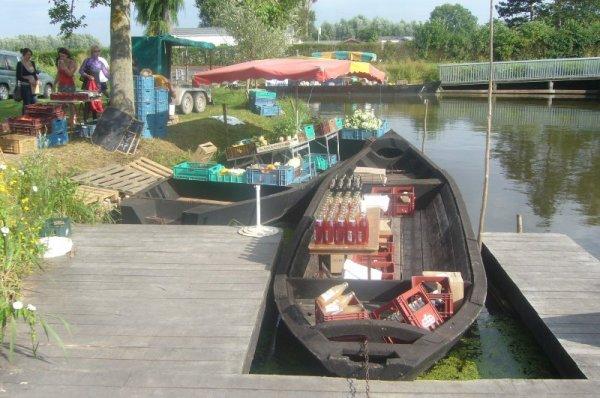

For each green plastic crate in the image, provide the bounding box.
[217,172,246,183]
[303,124,316,140]
[335,117,344,130]
[173,162,223,181]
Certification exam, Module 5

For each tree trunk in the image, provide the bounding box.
[109,0,134,114]
[163,5,171,34]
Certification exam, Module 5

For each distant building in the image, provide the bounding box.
[379,36,414,44]
[171,27,236,46]
[343,37,362,44]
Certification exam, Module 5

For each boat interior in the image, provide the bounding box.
[284,139,474,336]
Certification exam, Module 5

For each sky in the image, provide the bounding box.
[0,0,493,45]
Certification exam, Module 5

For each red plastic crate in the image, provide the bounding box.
[7,116,53,135]
[411,275,454,320]
[371,185,415,216]
[372,284,443,331]
[50,92,93,101]
[25,104,65,119]
[315,294,372,324]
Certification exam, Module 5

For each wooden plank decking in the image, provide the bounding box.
[483,232,600,380]
[2,227,600,396]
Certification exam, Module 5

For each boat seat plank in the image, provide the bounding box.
[400,210,424,279]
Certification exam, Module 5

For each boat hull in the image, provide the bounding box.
[273,131,487,380]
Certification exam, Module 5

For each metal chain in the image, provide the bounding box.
[346,378,357,398]
[362,339,371,398]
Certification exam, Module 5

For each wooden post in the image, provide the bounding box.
[222,104,228,142]
[477,0,495,249]
[516,214,523,233]
[421,99,428,153]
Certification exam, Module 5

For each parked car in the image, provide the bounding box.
[0,50,54,100]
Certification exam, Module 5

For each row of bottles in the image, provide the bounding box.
[329,174,363,194]
[313,191,369,245]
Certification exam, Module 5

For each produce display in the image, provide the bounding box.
[344,108,383,131]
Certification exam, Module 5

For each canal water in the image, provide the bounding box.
[253,96,599,379]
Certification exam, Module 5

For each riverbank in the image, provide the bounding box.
[0,88,282,175]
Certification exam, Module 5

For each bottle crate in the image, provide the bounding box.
[411,276,454,320]
[371,185,415,216]
[134,75,155,91]
[372,284,443,333]
[315,294,372,324]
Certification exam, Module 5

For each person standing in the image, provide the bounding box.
[79,45,110,96]
[54,47,77,92]
[16,48,38,114]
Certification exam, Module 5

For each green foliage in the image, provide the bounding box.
[381,60,439,83]
[496,0,544,27]
[0,34,101,53]
[196,0,303,29]
[316,16,417,42]
[273,98,311,138]
[213,0,290,62]
[134,0,184,35]
[0,153,111,357]
[48,0,109,36]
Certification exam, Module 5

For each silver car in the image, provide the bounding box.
[0,50,54,100]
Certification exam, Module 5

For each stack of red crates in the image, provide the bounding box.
[7,115,53,135]
[352,235,396,280]
[411,276,454,320]
[371,185,416,216]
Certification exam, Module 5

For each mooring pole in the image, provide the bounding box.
[255,184,261,231]
[422,99,429,153]
[516,214,523,233]
[222,103,228,143]
[477,0,495,249]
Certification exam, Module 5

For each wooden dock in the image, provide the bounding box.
[2,226,600,396]
[483,232,600,380]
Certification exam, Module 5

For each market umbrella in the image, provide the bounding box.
[192,57,385,85]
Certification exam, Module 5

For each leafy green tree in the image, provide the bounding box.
[134,0,184,35]
[213,0,290,62]
[195,0,304,29]
[429,3,478,32]
[541,0,600,27]
[496,0,544,27]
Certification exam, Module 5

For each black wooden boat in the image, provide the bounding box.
[273,131,486,380]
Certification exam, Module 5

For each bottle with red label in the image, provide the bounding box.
[313,213,324,244]
[357,211,369,245]
[345,217,357,245]
[334,213,346,245]
[323,212,335,244]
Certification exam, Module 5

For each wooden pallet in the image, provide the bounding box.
[72,158,172,195]
[76,185,120,205]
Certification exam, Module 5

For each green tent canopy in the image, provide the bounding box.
[132,35,215,77]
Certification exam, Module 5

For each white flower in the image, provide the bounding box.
[27,304,36,311]
[12,301,23,310]
[0,163,6,171]
[18,170,24,175]
[0,226,9,235]
[32,185,38,193]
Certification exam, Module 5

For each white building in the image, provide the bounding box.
[379,36,414,44]
[171,27,236,46]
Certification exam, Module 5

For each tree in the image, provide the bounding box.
[134,0,184,35]
[541,0,600,28]
[49,0,134,113]
[429,3,478,32]
[195,0,304,29]
[213,0,290,62]
[496,0,544,27]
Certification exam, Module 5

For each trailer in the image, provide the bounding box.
[132,35,215,115]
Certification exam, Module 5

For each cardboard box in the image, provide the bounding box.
[423,271,464,307]
[192,141,217,163]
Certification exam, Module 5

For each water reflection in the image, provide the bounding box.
[314,97,600,257]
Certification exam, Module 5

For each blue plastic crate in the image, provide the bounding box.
[340,120,389,140]
[155,88,169,103]
[252,105,280,117]
[155,101,169,112]
[134,75,154,91]
[136,100,155,115]
[135,88,154,103]
[173,162,223,181]
[249,89,276,100]
[51,118,67,135]
[251,98,276,107]
[245,165,295,186]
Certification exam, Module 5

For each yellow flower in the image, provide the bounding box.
[21,197,29,204]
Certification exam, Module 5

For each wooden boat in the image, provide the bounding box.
[120,176,327,225]
[273,131,487,380]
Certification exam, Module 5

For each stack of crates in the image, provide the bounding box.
[153,88,169,138]
[249,89,280,117]
[134,76,170,139]
[134,75,155,138]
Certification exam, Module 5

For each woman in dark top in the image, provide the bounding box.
[16,48,39,114]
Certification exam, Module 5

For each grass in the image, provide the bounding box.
[380,60,439,84]
[0,87,294,175]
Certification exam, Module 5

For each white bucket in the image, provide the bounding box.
[169,104,176,116]
[39,237,73,258]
